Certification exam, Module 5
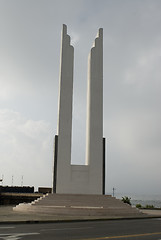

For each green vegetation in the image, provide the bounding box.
[136,204,142,208]
[121,198,158,209]
[122,196,131,205]
[135,204,158,209]
[145,204,154,209]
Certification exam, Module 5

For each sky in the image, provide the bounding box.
[0,0,161,196]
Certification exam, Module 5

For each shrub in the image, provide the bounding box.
[122,196,131,205]
[136,204,142,208]
[145,205,154,209]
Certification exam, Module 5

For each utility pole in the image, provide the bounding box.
[112,187,116,197]
[21,175,23,187]
[12,175,14,186]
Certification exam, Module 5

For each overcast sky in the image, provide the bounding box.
[0,0,161,196]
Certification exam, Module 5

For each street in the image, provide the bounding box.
[0,218,161,240]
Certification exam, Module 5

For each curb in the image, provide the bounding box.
[0,215,161,225]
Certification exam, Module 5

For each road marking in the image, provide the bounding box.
[0,232,39,240]
[78,231,161,240]
[41,227,93,231]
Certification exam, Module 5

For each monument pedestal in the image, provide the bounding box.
[14,194,144,218]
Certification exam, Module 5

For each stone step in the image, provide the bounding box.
[14,204,142,217]
[33,201,131,209]
[14,193,144,218]
[32,194,132,208]
[34,194,117,201]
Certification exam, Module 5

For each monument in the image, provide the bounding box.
[14,25,144,218]
[53,24,105,195]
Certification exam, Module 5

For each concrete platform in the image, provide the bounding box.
[13,194,145,219]
[0,205,161,224]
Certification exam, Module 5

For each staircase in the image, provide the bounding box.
[13,194,145,218]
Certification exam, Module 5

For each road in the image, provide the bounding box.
[0,218,161,240]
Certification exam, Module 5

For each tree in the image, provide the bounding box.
[122,196,131,205]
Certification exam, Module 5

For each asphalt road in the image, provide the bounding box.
[0,218,161,240]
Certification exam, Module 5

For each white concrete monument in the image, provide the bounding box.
[53,24,105,195]
[13,24,144,219]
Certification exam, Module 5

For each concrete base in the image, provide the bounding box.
[14,194,145,218]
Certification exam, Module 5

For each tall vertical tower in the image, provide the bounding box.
[53,24,74,193]
[86,28,103,194]
[53,25,105,195]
